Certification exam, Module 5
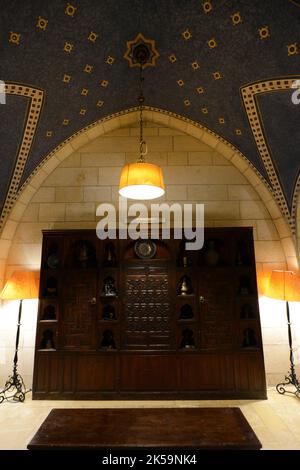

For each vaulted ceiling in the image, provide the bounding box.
[0,0,299,231]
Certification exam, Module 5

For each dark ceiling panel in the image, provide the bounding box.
[0,94,29,210]
[0,0,299,217]
[257,90,300,209]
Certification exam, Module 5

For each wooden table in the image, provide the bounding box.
[27,407,261,450]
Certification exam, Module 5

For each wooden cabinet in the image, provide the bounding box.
[32,228,267,399]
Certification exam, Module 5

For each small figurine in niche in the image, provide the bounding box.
[42,305,56,321]
[236,240,250,266]
[46,243,60,269]
[102,304,116,320]
[240,303,255,319]
[180,328,196,349]
[177,240,190,268]
[204,239,219,266]
[104,242,117,267]
[238,275,252,295]
[242,328,258,348]
[75,240,96,268]
[101,277,117,297]
[179,304,194,320]
[40,329,56,350]
[45,277,58,297]
[178,275,193,296]
[100,329,116,349]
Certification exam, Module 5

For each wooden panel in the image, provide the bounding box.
[61,271,97,350]
[120,355,177,391]
[62,354,75,393]
[234,353,266,392]
[33,353,61,393]
[178,355,222,390]
[76,355,116,391]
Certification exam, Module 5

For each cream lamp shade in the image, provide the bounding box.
[119,162,165,200]
[264,270,300,302]
[0,271,40,300]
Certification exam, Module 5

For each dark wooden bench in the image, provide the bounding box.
[27,407,261,450]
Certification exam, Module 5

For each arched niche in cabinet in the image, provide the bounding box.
[65,238,97,269]
[41,303,57,321]
[240,302,256,319]
[238,274,253,295]
[179,328,196,349]
[100,276,118,297]
[179,304,194,320]
[99,329,117,350]
[177,275,193,296]
[42,276,58,298]
[241,327,259,349]
[102,241,118,267]
[102,304,117,320]
[39,328,56,351]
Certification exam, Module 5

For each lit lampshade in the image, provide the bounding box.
[0,271,40,300]
[119,162,165,200]
[264,270,300,302]
[119,41,165,200]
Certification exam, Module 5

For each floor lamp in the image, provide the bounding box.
[0,271,39,403]
[265,270,300,398]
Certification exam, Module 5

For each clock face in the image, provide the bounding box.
[134,240,157,259]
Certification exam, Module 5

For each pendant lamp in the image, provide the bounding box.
[119,45,165,200]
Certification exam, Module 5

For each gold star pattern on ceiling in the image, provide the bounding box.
[36,16,48,30]
[207,38,217,49]
[106,56,115,65]
[287,43,298,55]
[63,74,71,83]
[202,1,213,14]
[88,31,98,43]
[191,61,200,70]
[64,42,74,53]
[124,33,159,68]
[231,12,242,25]
[169,54,177,63]
[9,32,21,45]
[83,64,93,73]
[212,71,222,80]
[65,3,77,17]
[182,29,192,40]
[259,26,270,39]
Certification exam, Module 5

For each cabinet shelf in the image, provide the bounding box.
[39,320,58,323]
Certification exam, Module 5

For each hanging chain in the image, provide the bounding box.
[138,65,147,162]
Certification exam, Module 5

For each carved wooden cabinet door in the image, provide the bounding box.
[121,264,173,350]
[60,271,97,350]
[198,269,237,349]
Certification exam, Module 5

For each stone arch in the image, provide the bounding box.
[0,107,298,286]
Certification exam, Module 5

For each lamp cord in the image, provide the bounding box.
[138,65,147,162]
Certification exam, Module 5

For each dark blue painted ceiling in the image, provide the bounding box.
[0,0,300,221]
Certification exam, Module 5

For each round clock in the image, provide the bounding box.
[134,239,157,259]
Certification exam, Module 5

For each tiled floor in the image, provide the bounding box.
[0,388,299,450]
